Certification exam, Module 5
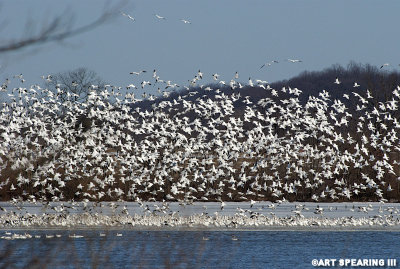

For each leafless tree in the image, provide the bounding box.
[45,67,105,102]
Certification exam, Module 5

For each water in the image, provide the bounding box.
[1,230,399,268]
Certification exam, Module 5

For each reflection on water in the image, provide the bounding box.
[0,231,399,268]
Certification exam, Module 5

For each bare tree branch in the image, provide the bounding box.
[0,1,126,54]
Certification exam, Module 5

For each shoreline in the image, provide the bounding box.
[1,202,399,230]
[2,225,400,232]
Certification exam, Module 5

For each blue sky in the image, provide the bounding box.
[1,0,400,96]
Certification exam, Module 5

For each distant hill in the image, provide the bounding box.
[137,62,400,111]
[270,62,400,103]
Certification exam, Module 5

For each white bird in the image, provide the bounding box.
[220,201,226,210]
[380,63,389,69]
[334,77,341,84]
[13,74,25,83]
[69,234,84,238]
[14,73,23,79]
[212,73,220,81]
[314,206,324,215]
[248,77,254,87]
[181,19,191,24]
[121,12,135,22]
[287,59,302,63]
[197,70,203,79]
[155,14,166,20]
[387,184,393,192]
[353,82,360,88]
[41,75,52,82]
[130,70,147,75]
[127,84,137,89]
[260,60,278,69]
[141,81,152,88]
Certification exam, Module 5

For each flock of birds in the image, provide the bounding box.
[1,68,400,205]
[0,231,238,241]
[1,66,400,229]
[0,200,399,231]
[0,229,242,241]
[0,230,122,240]
[121,11,191,24]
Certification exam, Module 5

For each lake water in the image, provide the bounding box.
[1,230,399,268]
